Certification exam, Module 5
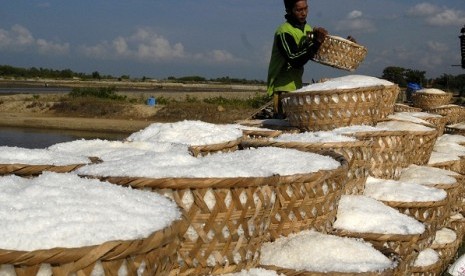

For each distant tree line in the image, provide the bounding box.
[0,64,265,85]
[381,66,465,96]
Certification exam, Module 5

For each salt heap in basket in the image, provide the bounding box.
[0,172,181,275]
[281,75,399,131]
[75,120,347,275]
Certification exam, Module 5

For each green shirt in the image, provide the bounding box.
[267,21,313,96]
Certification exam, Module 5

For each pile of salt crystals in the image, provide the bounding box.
[259,229,397,274]
[415,88,450,94]
[448,121,465,130]
[126,120,243,146]
[48,139,189,162]
[376,120,436,132]
[74,147,341,179]
[294,75,394,93]
[413,248,440,269]
[432,227,457,248]
[385,112,440,128]
[399,164,459,187]
[363,177,447,203]
[0,172,180,251]
[0,146,91,166]
[220,268,284,276]
[333,195,425,235]
[428,134,465,166]
[271,130,357,143]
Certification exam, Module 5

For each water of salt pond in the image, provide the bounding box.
[0,127,128,149]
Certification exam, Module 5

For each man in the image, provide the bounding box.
[266,0,328,118]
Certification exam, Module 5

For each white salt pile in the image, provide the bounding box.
[364,177,447,202]
[413,248,440,268]
[376,120,435,132]
[332,125,388,135]
[399,164,458,186]
[386,112,436,127]
[437,134,465,144]
[0,146,91,165]
[48,139,189,161]
[449,250,465,275]
[126,120,243,146]
[448,122,465,130]
[221,268,284,276]
[432,228,457,246]
[428,151,461,164]
[273,130,356,143]
[75,147,341,178]
[259,230,396,273]
[416,88,448,94]
[295,75,394,92]
[0,172,180,251]
[333,195,425,235]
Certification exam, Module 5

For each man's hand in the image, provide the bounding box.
[347,35,357,43]
[312,27,328,44]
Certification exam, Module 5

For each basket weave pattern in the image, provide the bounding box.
[404,130,439,165]
[431,229,462,273]
[311,35,367,71]
[268,154,348,239]
[378,85,400,120]
[241,139,372,195]
[334,230,433,275]
[412,92,453,110]
[188,139,241,157]
[394,103,422,113]
[349,131,410,180]
[427,105,465,125]
[0,163,86,176]
[282,86,383,131]
[0,224,181,276]
[99,175,278,275]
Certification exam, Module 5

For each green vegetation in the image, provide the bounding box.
[381,66,465,96]
[69,86,127,101]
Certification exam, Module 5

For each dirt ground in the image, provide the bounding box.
[0,88,266,134]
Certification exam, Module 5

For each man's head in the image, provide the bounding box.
[284,0,308,24]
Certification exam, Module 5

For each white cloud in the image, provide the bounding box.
[0,24,69,55]
[408,3,439,16]
[408,3,465,26]
[426,41,448,53]
[80,27,243,65]
[334,10,376,33]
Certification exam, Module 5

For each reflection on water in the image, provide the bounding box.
[0,127,128,149]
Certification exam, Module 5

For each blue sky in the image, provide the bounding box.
[1,1,464,82]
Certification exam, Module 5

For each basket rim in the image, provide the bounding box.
[241,138,374,150]
[332,229,424,241]
[83,150,348,189]
[281,84,388,98]
[259,264,395,276]
[0,221,180,266]
[380,197,449,207]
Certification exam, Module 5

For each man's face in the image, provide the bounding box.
[292,0,308,24]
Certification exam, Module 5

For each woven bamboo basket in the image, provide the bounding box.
[429,159,463,176]
[240,139,372,195]
[411,255,443,276]
[452,175,465,214]
[281,86,383,131]
[427,105,465,124]
[188,138,241,157]
[347,130,410,180]
[267,151,348,240]
[420,115,447,136]
[378,85,401,120]
[241,129,282,140]
[333,230,433,275]
[259,257,397,276]
[311,35,368,71]
[423,181,461,216]
[445,124,465,136]
[380,198,450,238]
[446,214,465,244]
[0,163,86,176]
[404,129,439,165]
[97,175,279,275]
[430,228,461,273]
[394,103,422,113]
[412,92,453,110]
[0,222,181,276]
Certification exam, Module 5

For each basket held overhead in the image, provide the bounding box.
[311,35,368,71]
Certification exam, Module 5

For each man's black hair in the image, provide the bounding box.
[283,0,299,13]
